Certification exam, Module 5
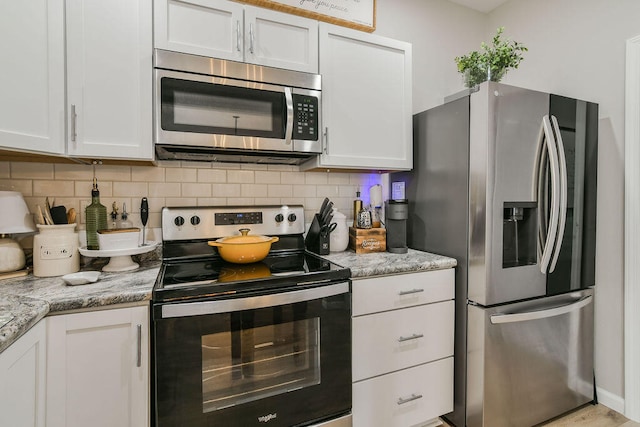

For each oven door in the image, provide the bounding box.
[152,281,351,427]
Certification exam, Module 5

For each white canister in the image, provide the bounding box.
[329,209,349,252]
[33,224,80,277]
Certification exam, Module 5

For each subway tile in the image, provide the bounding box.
[0,179,32,195]
[182,183,212,198]
[267,164,297,172]
[148,182,181,198]
[305,197,326,212]
[95,165,132,182]
[197,169,226,183]
[315,185,340,198]
[131,166,165,182]
[34,180,74,197]
[197,198,227,206]
[155,160,181,168]
[255,171,281,184]
[267,184,293,198]
[0,162,10,178]
[112,181,149,197]
[180,161,212,169]
[254,197,277,205]
[227,197,255,205]
[212,183,241,197]
[209,163,241,170]
[280,198,302,207]
[54,163,94,180]
[241,184,268,197]
[166,197,197,207]
[166,168,197,183]
[327,173,351,185]
[338,185,358,198]
[281,171,306,183]
[292,185,316,198]
[241,164,268,171]
[305,172,328,185]
[11,162,54,180]
[75,180,113,197]
[228,170,255,183]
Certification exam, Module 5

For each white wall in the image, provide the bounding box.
[374,0,640,409]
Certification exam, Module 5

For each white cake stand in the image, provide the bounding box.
[79,242,159,272]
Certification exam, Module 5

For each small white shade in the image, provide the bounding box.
[0,191,36,234]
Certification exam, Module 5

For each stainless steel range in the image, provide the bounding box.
[151,205,352,427]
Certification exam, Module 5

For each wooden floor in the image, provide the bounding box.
[439,404,640,427]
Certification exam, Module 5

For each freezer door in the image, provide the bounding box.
[469,83,551,306]
[466,289,594,427]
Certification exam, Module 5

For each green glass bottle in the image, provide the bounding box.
[85,177,107,250]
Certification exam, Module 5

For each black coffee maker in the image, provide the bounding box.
[385,197,408,254]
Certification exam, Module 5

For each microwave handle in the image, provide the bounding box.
[284,87,293,145]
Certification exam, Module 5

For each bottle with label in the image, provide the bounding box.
[353,190,363,228]
[85,177,107,250]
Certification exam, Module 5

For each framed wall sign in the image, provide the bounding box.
[238,0,376,32]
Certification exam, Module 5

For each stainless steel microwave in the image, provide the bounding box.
[153,49,322,165]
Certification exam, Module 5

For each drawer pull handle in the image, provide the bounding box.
[398,288,424,296]
[398,333,424,343]
[397,393,423,405]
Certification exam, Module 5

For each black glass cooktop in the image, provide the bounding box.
[153,251,350,302]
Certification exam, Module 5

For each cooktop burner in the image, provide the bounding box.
[153,205,351,303]
[154,250,349,302]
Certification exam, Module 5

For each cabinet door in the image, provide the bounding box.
[0,1,65,154]
[46,306,149,427]
[244,6,318,73]
[0,320,47,427]
[154,0,244,61]
[307,24,412,171]
[66,0,152,160]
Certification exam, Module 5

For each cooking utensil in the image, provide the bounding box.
[50,205,68,224]
[320,201,334,226]
[67,208,77,224]
[36,205,46,225]
[319,197,330,218]
[208,228,279,264]
[140,197,149,246]
[42,201,54,225]
[320,222,337,235]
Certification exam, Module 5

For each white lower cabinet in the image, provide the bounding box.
[353,358,453,427]
[0,319,47,427]
[46,305,150,427]
[352,269,455,427]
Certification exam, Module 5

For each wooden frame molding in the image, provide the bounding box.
[624,33,640,423]
[238,0,376,32]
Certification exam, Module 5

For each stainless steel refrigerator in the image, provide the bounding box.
[391,82,598,427]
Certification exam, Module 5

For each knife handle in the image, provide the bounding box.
[140,198,149,227]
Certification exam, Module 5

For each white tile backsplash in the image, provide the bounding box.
[0,161,382,228]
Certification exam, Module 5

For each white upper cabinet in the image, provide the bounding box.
[302,23,413,171]
[154,0,319,73]
[66,0,153,160]
[0,1,65,155]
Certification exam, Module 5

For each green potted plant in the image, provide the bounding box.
[455,27,528,88]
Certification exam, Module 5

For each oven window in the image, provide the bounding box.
[201,315,320,413]
[161,77,285,138]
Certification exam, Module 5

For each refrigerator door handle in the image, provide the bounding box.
[538,115,561,274]
[490,295,592,324]
[549,115,568,273]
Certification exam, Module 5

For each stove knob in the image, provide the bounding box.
[288,213,297,222]
[190,215,201,226]
[275,213,284,223]
[174,216,185,227]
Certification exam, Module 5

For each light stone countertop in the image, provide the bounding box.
[0,248,456,355]
[322,248,457,278]
[0,260,160,354]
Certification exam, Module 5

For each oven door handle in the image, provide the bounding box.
[160,282,349,319]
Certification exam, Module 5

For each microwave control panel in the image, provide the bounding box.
[292,94,318,141]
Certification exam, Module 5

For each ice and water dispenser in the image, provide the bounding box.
[502,202,537,268]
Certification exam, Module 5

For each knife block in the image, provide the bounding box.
[305,214,330,255]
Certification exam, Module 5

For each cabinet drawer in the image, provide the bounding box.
[352,300,454,381]
[353,357,453,427]
[352,269,454,316]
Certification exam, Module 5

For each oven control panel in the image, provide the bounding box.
[162,205,305,241]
